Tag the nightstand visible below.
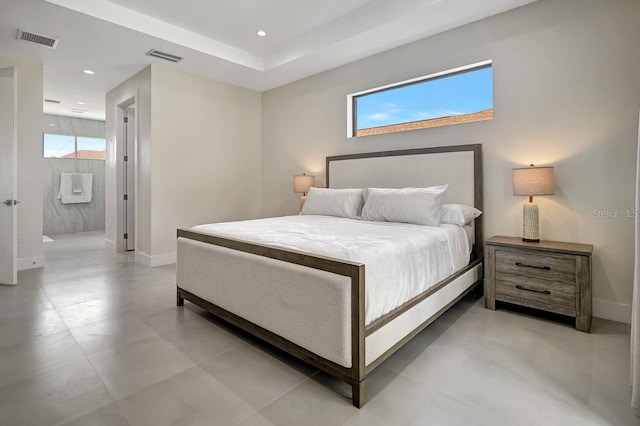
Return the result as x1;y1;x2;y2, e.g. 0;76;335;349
484;236;593;332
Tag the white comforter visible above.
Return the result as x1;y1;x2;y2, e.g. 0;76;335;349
191;215;469;325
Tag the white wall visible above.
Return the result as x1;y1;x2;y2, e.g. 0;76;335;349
261;0;640;321
106;65;262;265
149;65;262;259
0;57;43;270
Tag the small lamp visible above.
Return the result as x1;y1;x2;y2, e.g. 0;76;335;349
293;173;315;210
512;164;554;242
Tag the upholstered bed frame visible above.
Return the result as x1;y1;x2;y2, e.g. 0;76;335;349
176;144;483;407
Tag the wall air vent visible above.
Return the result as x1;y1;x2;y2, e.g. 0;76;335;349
146;49;183;63
44;99;61;104
16;29;59;49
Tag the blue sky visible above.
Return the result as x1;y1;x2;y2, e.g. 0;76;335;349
44;134;105;157
356;66;493;129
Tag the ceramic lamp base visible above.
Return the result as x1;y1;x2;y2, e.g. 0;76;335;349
300;195;307;211
522;200;539;242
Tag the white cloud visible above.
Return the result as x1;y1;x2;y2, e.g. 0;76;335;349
366;112;393;121
436;108;466;116
360;106;474;128
411;109;467;121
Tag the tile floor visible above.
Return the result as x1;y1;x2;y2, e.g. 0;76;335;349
1;231;638;425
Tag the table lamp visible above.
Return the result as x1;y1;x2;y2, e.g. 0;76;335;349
293;173;315;210
512;164;554;242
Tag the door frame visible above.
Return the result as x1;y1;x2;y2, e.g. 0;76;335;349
115;95;138;253
0;67;17;284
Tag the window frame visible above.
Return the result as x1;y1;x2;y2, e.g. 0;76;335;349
347;59;493;138
43;132;106;160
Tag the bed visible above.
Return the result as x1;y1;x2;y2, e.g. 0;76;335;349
176;144;483;407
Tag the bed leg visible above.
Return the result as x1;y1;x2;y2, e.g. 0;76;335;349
176;289;184;307
352;380;366;408
472;281;484;299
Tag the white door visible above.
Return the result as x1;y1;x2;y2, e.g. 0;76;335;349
0;67;18;285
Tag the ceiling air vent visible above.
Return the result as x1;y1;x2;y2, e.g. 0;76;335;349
45;99;61;104
16;29;59;49
146;49;183;63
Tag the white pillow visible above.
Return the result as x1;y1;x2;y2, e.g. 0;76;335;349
300;187;364;219
440;204;482;226
361;185;448;226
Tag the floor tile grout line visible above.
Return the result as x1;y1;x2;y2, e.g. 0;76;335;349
479;319;596;350
588;345;596;407
42;237;126;417
65;313;119;408
491;315;597;344
394;338;481;386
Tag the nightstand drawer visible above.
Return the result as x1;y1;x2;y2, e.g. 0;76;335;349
495;274;576;310
495;249;576;283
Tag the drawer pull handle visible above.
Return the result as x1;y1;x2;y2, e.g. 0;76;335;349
515;262;551;271
516;284;551;295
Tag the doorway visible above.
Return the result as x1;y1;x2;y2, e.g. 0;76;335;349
116;97;136;252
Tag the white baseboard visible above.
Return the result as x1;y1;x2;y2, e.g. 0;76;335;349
18;255;45;271
593;298;631;324
104;239;116;251
135;251;176;267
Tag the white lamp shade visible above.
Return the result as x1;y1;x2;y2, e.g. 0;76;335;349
293;174;315;193
512;166;554;196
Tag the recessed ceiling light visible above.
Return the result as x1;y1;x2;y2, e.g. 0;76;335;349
49;124;55;127
83;69;95;75
76;101;85;105
257;30;266;37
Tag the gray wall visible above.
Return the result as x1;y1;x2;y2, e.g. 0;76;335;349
43;114;106;235
261;0;640;318
44;114;105;138
43;158;105;235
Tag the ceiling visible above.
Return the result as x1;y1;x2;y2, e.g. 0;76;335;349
0;0;537;121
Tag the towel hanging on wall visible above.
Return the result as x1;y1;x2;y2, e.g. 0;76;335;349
58;173;93;204
71;173;83;194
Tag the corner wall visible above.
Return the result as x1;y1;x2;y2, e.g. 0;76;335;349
261;0;640;322
0;57;44;270
149;65;262;262
105;65;262;265
105;66;152;254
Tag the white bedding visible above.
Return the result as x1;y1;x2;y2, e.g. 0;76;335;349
191;215;469;325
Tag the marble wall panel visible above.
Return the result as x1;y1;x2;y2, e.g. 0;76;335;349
43;158;105;235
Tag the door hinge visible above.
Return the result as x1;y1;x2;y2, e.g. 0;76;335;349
124;194;128;201
124;116;128;123
124;233;128;240
124;155;128;162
